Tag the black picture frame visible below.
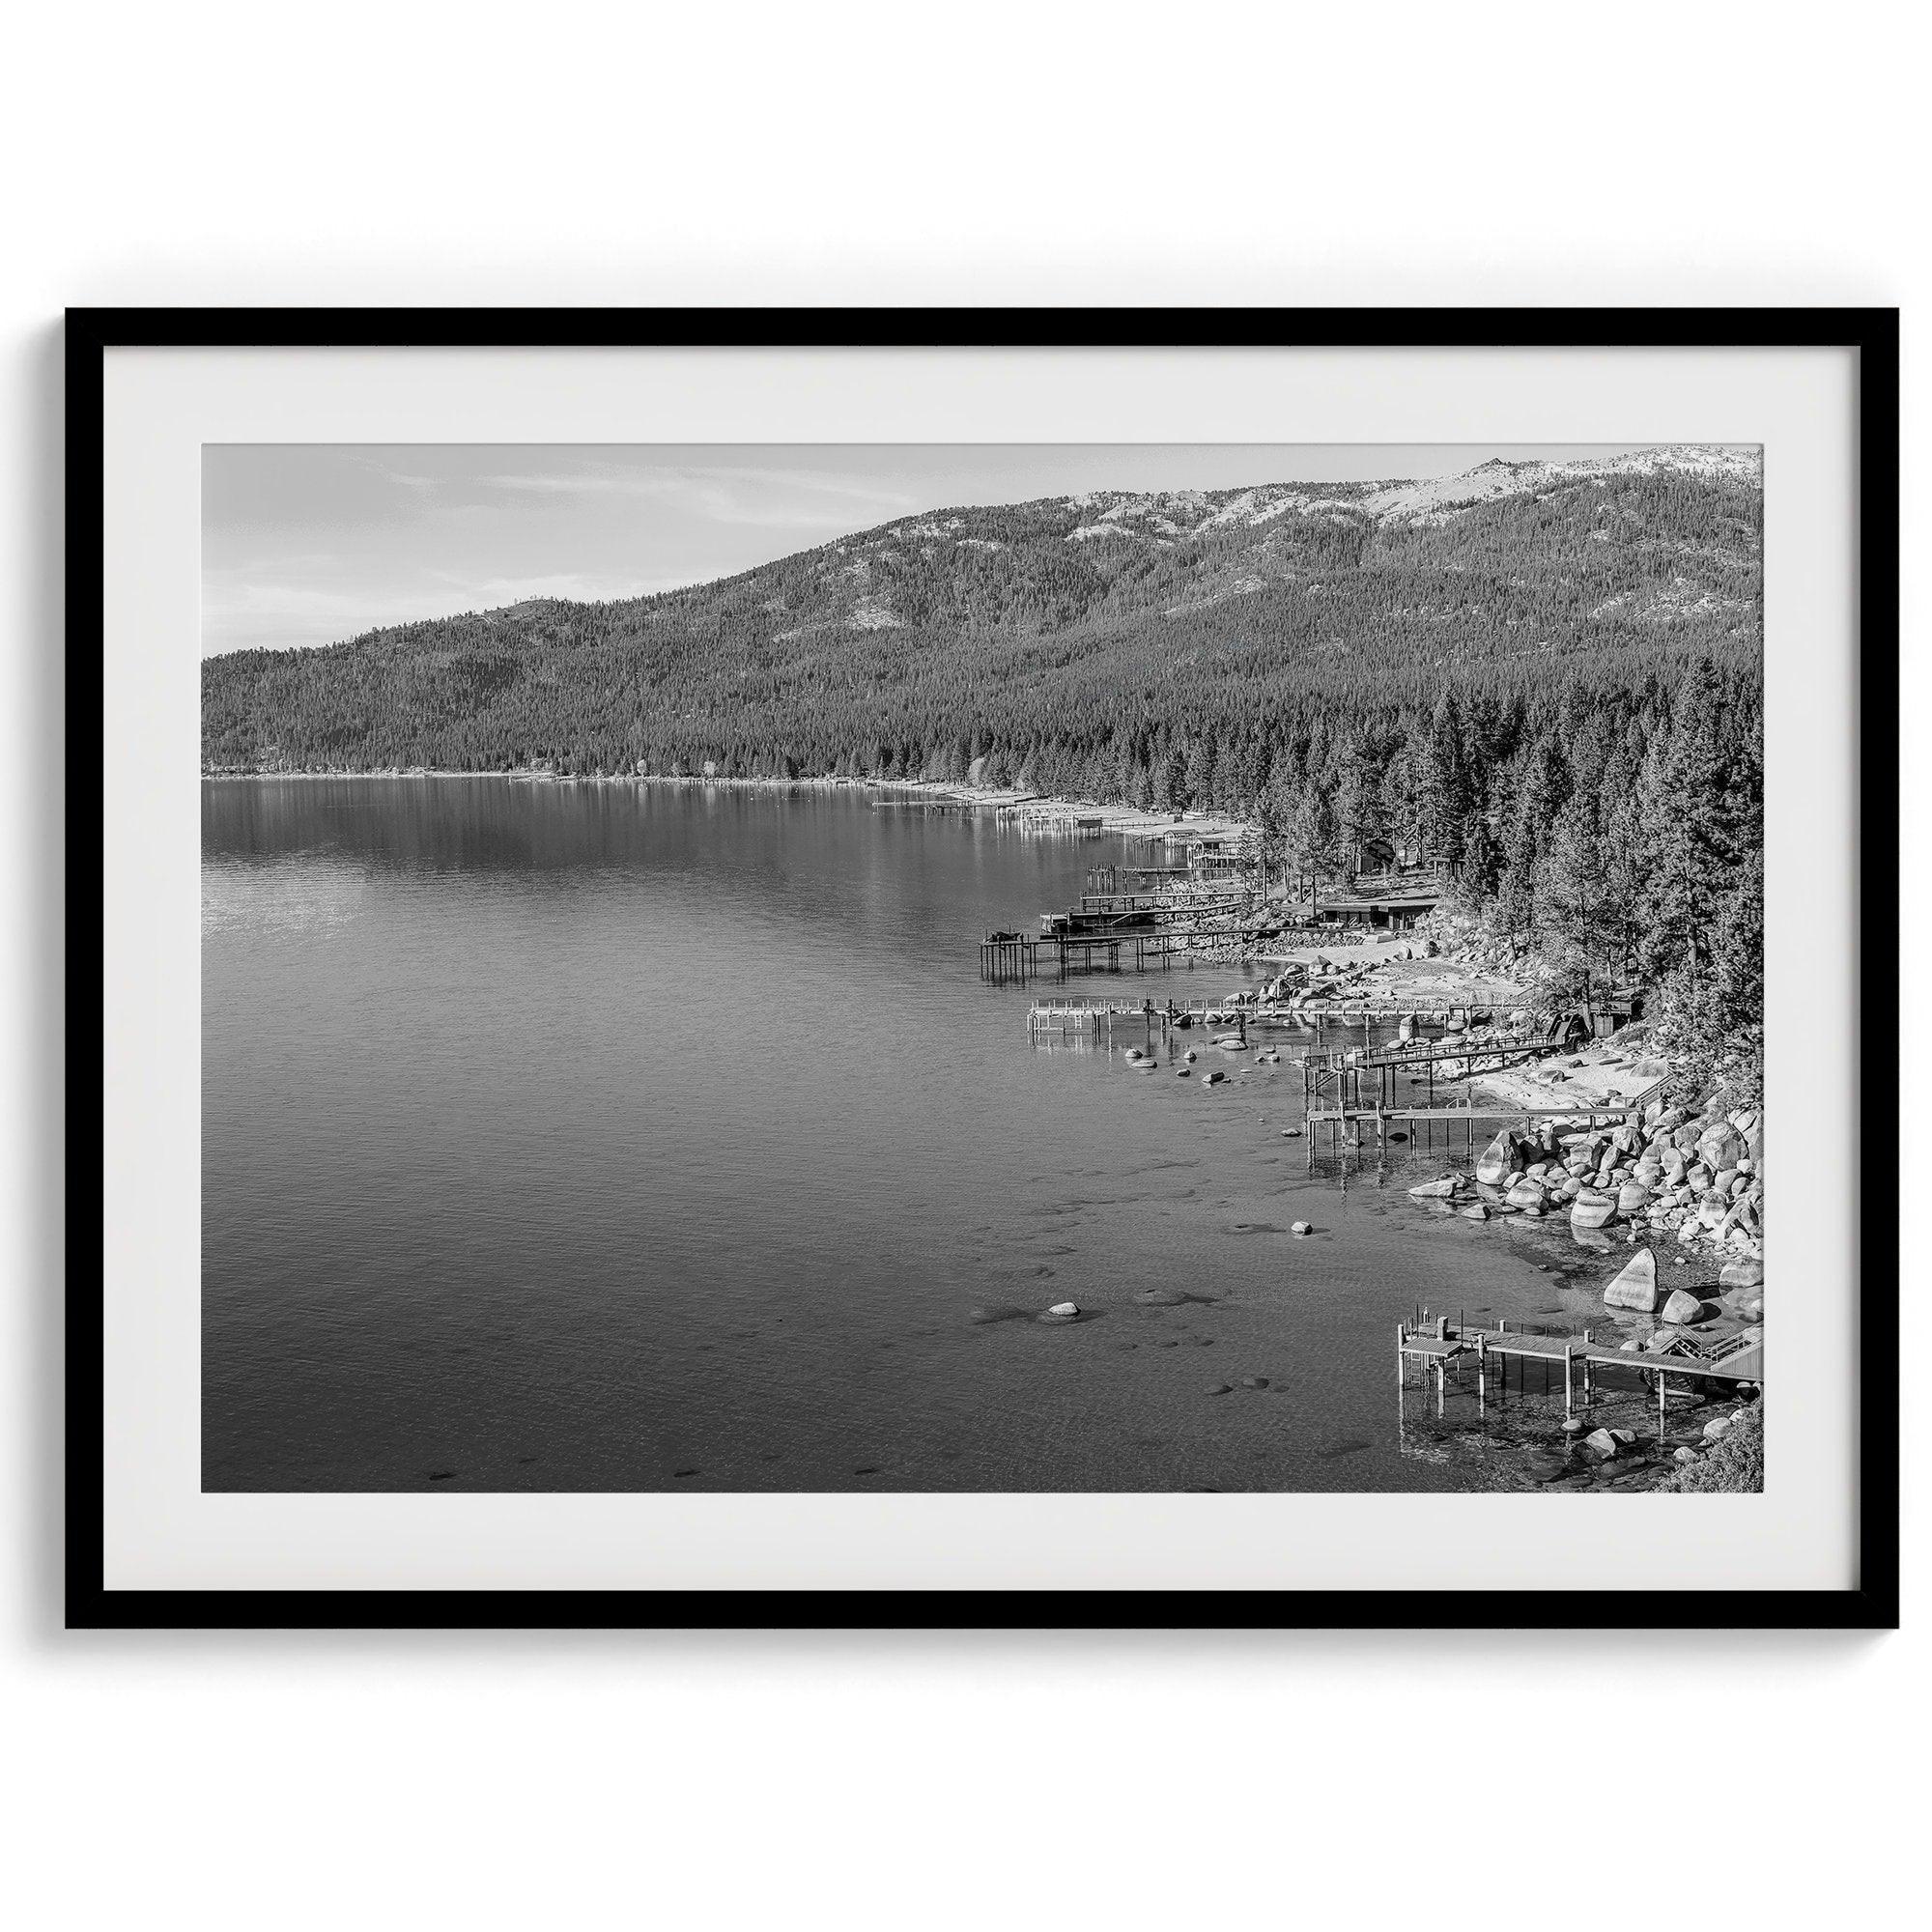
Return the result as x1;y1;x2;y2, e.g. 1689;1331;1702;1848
67;306;1900;1632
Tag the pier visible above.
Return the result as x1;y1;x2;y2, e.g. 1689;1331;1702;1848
1301;1033;1573;1113
983;923;1262;980
1397;1311;1763;1436
1023;996;1527;1037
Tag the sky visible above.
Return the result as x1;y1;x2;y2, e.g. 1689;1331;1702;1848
201;443;1654;656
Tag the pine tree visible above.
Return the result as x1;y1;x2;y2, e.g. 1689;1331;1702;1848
1333;731;1388;870
1638;659;1748;995
1421;692;1471;867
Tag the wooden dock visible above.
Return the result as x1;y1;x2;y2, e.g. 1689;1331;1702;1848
1027;997;1249;1037
984;923;1262;980
1301;1035;1563;1114
1023;997;1528;1037
1398;1312;1763;1435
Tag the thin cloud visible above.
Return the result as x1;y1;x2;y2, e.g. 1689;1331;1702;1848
472;460;920;527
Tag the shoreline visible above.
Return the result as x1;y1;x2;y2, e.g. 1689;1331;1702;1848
202;766;1259;844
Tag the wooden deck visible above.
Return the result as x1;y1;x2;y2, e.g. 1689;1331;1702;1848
1399;1316;1764;1435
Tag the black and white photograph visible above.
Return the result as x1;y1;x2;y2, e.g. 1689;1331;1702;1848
199;440;1769;1498
12;6;1922;1928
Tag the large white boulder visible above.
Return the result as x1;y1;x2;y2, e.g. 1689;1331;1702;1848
1604;1246;1662;1313
1475;1132;1515;1186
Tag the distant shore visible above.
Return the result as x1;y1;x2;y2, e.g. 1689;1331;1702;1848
201;767;1259;845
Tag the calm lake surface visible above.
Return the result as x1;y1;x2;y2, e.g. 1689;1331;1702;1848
203;779;1662;1492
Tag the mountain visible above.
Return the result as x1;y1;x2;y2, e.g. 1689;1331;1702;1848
201;446;1762;782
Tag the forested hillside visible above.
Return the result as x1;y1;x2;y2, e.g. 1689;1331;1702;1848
203;445;1763;1072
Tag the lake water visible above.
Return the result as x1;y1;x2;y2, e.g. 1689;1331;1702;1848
203;779;1679;1492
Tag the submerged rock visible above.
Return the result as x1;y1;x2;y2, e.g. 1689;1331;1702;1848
1041;1301;1080;1321
1407;1177;1462;1198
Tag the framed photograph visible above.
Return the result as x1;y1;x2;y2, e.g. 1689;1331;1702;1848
74;308;1897;1628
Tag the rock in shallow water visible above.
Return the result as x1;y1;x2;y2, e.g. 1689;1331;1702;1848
1605;1246;1661;1312
1661;1288;1709;1325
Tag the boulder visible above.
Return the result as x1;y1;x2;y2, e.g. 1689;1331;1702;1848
1041;1302;1080;1321
1617;1180;1652;1214
1458;1204;1490;1221
1505;1179;1548;1210
1582;1428;1621;1459
1475;1132;1516;1186
1673;1447;1698;1463
1571;1193;1618;1229
1609;1427;1636;1445
1703;1415;1733;1442
1604;1246;1662;1313
1661;1288;1708;1325
1291;1221;1313;1236
1407;1177;1462;1198
1720;1260;1765;1290
1561;1417;1586;1435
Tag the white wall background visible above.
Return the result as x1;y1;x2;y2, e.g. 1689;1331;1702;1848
3;5;1919;1928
